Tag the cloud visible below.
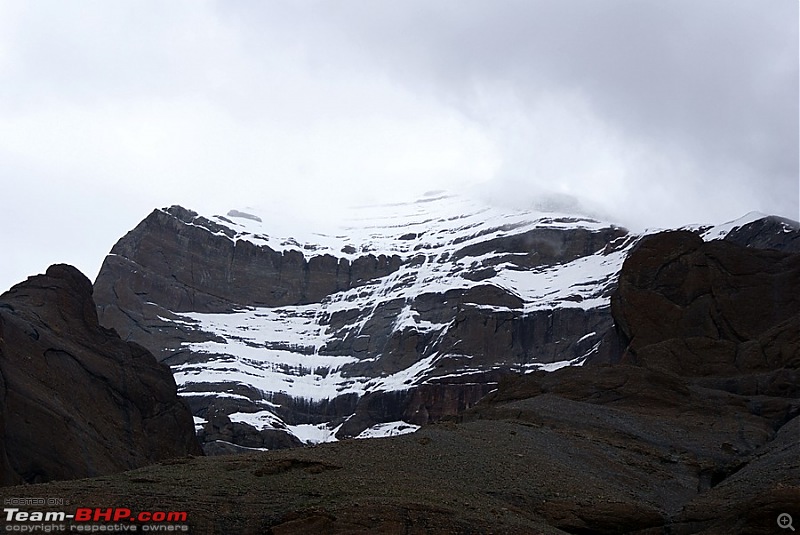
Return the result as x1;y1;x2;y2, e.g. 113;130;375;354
0;0;797;290
288;0;798;228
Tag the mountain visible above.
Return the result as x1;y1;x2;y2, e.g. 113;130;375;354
92;193;800;452
4;230;797;534
0;264;201;485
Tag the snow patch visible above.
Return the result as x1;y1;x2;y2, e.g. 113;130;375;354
228;410;286;430
287;423;342;444
701;211;767;241
192;416;206;432
576;331;597;344
356;421;420;439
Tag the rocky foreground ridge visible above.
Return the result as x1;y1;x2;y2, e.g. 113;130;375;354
2;230;797;534
0;265;202;485
92;195;800;453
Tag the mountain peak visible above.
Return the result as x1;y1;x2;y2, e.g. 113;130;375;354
93;196;795;451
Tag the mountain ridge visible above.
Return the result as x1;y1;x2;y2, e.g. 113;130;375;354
92;194;800;452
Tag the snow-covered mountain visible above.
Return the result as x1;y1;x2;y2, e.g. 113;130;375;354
92;193;799;453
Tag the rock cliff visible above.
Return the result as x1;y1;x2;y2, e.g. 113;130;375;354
92;195;799;452
0;265;202;485
94;196;631;450
613;230;800;376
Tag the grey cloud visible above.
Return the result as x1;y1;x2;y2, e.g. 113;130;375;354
322;1;796;161
227;0;797;225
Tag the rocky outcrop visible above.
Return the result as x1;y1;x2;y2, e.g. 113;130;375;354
198;407;303;455
457;366;797;533
336;380;495;438
0;265;201;485
613;230;800;375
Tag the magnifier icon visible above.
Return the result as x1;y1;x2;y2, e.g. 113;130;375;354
779;513;795;531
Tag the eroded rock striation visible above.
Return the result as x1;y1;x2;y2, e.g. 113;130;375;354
0;265;201;485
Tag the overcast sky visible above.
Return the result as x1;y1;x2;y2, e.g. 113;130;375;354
0;0;797;292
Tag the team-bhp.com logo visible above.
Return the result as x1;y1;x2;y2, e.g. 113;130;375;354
4;506;189;532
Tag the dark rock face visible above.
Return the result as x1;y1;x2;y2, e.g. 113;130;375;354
336;381;495;438
613;230;800;375
198;407;303;454
0;265;201;485
94;206;402;357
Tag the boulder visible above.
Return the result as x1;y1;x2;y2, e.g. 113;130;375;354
0;265;201;485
